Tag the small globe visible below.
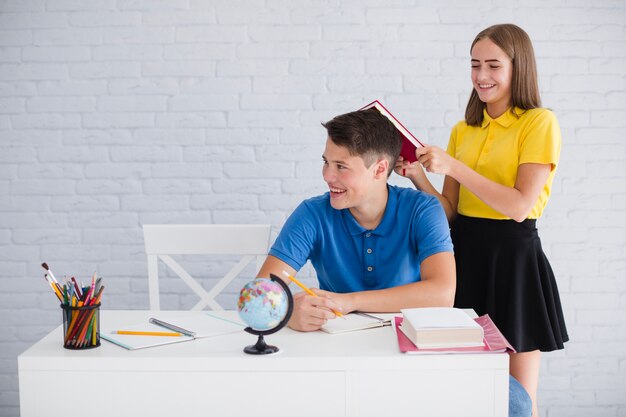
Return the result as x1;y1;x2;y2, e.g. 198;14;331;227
237;277;290;331
237;274;293;355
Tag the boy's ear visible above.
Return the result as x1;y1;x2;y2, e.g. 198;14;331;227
374;159;389;178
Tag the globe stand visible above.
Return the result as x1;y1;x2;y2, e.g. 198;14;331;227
240;273;294;355
243;334;279;355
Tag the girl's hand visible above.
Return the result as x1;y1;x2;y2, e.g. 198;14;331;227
395;156;428;184
415;146;457;176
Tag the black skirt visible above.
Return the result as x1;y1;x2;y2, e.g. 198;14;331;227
451;214;569;352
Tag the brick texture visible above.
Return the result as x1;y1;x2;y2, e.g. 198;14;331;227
1;1;625;416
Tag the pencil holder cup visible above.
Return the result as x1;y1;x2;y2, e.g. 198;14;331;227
61;303;101;350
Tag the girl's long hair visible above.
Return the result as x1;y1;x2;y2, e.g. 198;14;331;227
465;24;541;126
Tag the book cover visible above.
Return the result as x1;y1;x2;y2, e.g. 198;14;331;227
400;307;484;349
359;100;424;163
394;315;516;354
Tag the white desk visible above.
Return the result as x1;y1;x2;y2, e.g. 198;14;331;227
19;311;509;417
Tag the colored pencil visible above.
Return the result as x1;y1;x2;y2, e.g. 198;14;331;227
281;270;345;318
111;330;183;337
42;263;104;348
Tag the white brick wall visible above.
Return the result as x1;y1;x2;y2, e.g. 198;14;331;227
1;1;625;416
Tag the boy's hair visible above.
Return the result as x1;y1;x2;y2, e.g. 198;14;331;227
321;108;402;176
465;24;541;127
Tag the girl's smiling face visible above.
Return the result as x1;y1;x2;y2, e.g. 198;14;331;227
471;37;513;119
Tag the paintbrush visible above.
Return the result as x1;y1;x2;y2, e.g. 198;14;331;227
41;262;59;284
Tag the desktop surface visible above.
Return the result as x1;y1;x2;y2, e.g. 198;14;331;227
19;310;509;417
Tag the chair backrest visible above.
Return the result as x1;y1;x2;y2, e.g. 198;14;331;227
142;224;272;311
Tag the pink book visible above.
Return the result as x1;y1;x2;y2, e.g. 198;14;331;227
359;100;424;163
395;315;516;354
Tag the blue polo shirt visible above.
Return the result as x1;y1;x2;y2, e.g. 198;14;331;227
269;185;453;293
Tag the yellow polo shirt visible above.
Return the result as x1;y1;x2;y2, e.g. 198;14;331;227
447;107;561;220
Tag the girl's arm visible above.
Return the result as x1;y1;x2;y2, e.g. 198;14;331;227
395;158;459;222
415;146;551;222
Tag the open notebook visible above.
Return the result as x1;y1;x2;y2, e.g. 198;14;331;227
101;311;245;350
321;312;391;334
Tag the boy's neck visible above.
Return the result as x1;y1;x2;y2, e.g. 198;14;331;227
349;184;389;231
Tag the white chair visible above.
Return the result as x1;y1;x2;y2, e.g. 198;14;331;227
142;224;271;311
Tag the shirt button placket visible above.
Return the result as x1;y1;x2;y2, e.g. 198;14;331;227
478;124;494;165
364;233;375;286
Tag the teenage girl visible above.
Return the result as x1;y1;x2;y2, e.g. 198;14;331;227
396;24;568;417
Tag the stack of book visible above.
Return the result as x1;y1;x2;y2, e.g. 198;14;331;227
395;307;515;354
399;307;484;349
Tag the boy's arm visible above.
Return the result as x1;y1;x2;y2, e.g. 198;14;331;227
317;251;456;313
257;255;340;332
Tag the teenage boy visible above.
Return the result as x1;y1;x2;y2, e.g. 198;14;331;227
256;108;532;417
257;108;455;331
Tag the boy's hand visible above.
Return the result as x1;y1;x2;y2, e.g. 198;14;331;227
287;290;342;332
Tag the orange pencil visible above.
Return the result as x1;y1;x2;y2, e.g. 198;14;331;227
111;330;183;337
281;271;345;318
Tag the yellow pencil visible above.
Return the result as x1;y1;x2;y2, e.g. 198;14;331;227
111;330;183;337
281;270;345;318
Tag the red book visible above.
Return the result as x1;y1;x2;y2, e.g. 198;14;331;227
359;100;424;163
394;315;516;354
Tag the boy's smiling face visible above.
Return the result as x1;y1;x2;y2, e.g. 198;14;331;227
322;137;386;214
